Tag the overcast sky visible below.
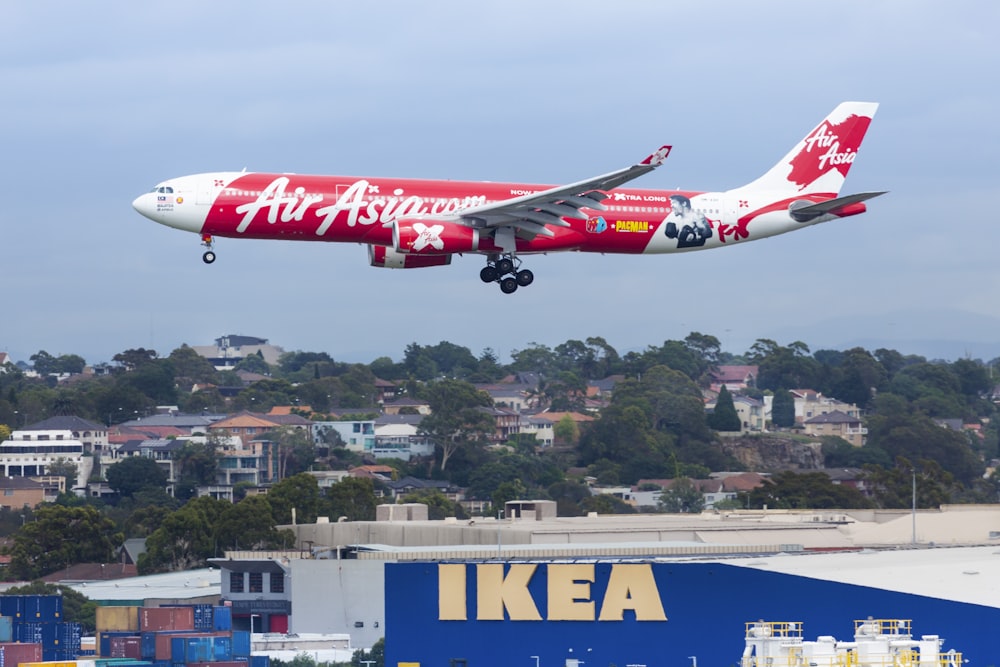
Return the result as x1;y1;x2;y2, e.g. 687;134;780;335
3;2;998;367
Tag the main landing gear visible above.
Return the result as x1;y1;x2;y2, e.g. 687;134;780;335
201;234;216;264
480;254;534;294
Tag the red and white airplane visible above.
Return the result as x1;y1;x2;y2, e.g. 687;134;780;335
133;102;882;294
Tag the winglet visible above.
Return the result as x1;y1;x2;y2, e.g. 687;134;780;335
640;145;672;166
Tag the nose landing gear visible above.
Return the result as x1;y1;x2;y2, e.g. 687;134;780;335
480;254;533;294
201;234;216;264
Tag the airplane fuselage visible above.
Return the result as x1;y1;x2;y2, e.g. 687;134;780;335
133;172;847;256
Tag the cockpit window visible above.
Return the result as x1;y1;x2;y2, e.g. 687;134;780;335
149;186;174;193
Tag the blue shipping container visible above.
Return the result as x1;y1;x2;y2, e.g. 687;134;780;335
0;617;11;643
14;622;43;643
23;595;62;622
250;655;271;667
231;630;250;658
212;606;232;632
0;597;22;619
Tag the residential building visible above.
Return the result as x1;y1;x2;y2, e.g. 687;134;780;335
0;476;46;508
790;389;862;424
710;365;759;392
802;410;867;446
312;420;376;454
0;428;93;492
373;414;434;460
191;334;285;370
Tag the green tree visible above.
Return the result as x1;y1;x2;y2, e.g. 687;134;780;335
139;496;227;573
47;457;79;490
771;389;796;428
112;347;159;371
745;471;873;509
7;505;123;579
418;379;495;471
268;473;322;525
708;385;741;431
106;456;169;498
658;477;705;513
216;495;286;551
351;637;385;667
324;477;379;522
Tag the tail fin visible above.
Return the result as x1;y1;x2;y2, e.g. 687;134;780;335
741;102;878;195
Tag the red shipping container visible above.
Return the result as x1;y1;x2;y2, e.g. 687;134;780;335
155;631;227;661
0;642;43;665
140;606;195;632
110;635;143;659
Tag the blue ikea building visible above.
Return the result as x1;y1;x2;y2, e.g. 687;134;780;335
385;559;1000;667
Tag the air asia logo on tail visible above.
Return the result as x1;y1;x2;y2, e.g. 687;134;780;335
786;114;871;190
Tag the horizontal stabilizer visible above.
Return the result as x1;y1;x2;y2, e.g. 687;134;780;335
789;191;888;222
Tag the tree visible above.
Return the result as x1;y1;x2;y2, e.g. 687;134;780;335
215;496;286;551
708;385;741;431
352;637;385;667
139;496;227;573
112;348;158;372
324;477;379;522
418;379;495;471
268;473;322;525
401;489;468;520
658;478;705;513
744;471;873;509
47;457;79;490
7;505;123;579
771;389;795;428
106;456;169;498
172;440;220;500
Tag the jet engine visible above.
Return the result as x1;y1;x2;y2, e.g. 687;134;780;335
368;245;452;269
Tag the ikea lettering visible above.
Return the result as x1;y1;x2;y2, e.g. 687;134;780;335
438;563;667;622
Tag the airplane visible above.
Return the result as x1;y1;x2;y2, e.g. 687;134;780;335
132;102;882;294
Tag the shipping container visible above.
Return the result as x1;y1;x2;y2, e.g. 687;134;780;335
211;607;231;632
153;632;224;662
265;614;287;634
98;632;139;658
93;660;153;667
16;621;45;644
230;632;250;659
170;637;232;665
0;642;44;667
139;608;194;633
96;608;140;633
23;596;63;622
0;598;23;619
42;622;82;651
109;636;143;660
249;655;270;667
20;661;78;667
0;617;11;643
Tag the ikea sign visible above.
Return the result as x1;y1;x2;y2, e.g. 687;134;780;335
437;562;667;622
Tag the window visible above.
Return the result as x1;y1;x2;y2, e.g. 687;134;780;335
249;572;263;593
230;571;245;593
270;573;285;593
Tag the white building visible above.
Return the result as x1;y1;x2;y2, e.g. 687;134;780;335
0;428;93;492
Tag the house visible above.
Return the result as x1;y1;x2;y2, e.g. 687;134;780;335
383;476;463;502
0;428;93;493
802;410;867;446
790;389;862;424
710;365;758;393
22;416;108;455
190;334;285;370
312;419;376;454
373;414;434;460
0;476;46;509
209;411;312;444
382;397;431;415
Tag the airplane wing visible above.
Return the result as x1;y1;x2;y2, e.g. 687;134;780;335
789;191;888;222
455;145;671;245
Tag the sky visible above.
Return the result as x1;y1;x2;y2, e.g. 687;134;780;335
2;2;999;367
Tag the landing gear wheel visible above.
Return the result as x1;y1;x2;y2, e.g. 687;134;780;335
496;258;514;275
516;269;534;287
499;277;518;294
480;266;499;283
202;251;216;264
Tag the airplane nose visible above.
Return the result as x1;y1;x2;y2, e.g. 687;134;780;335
132;193;153;219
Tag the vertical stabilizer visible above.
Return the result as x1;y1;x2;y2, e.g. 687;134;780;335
740;102;878;196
